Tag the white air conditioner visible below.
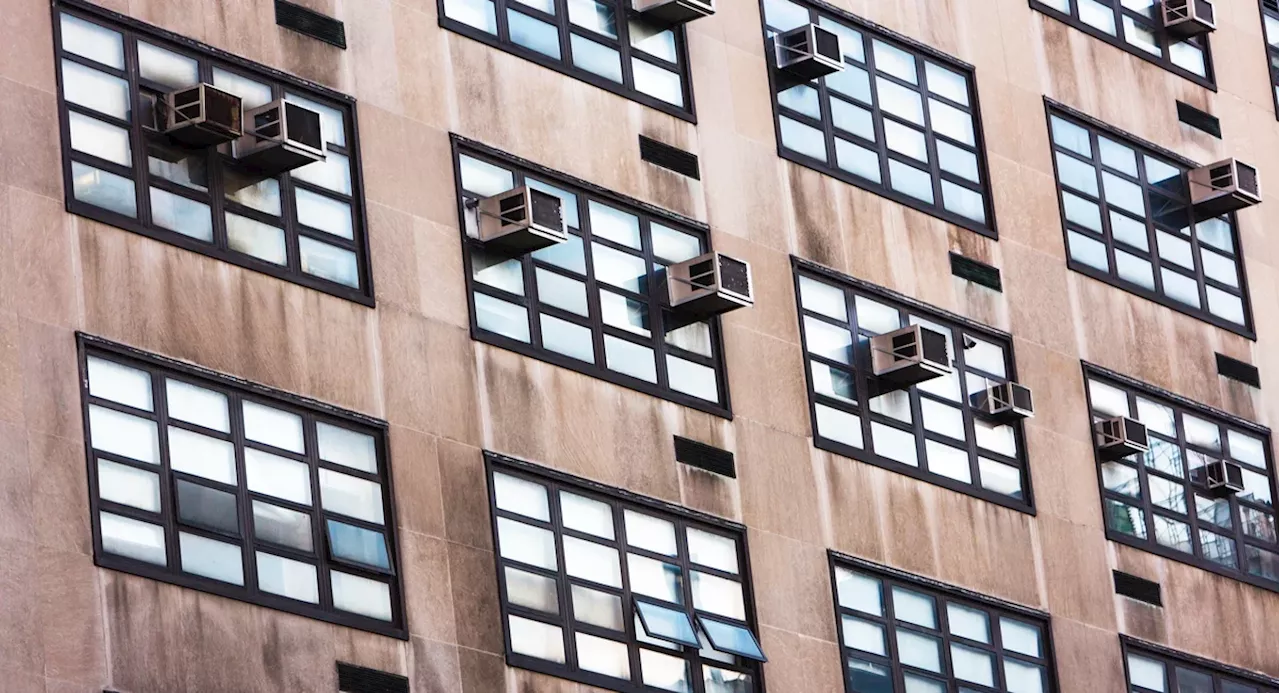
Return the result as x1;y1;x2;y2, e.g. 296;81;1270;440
1162;0;1215;39
870;325;951;388
476;186;567;253
159;83;242;147
1094;417;1149;460
1204;459;1245;497
774;24;845;81
666;252;753;319
233;99;326;174
971;382;1034;422
1189;158;1261;219
632;0;714;25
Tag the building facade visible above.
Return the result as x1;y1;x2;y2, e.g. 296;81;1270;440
0;0;1277;691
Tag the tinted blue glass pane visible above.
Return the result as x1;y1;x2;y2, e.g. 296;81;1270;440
636;600;699;647
326;519;391;571
699;617;766;661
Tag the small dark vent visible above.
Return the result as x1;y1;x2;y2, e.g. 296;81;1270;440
949;253;1002;292
1113;570;1162;606
337;662;409;693
674;436;735;478
640;136;701;180
275;0;347;49
1176;101;1221;138
1216;353;1261;388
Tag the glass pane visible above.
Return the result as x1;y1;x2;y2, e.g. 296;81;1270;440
1098;137;1138;176
815;403;863;449
1102;462;1141;496
951;644;994;685
1079;0;1118;34
835;568;882;614
1196;495;1234;529
1229;430;1267;468
459;154;513;196
444;0;497;33
1169;41;1205;77
947;603;990;643
576;633;630;680
884;120;928;162
1148;475;1187;512
299;236;359;288
318;471;384;528
921;398;965;440
1153;516;1192;554
497;517;557;570
243;401;304;453
779;84;821;118
630;20;678;62
87;357;153;411
1063;193;1103;234
1127;654;1167;692
256;552;319;603
89;405;159;464
1245;545;1279;581
764;0;810;30
1103;172;1145;216
564;535;622;587
1116;250;1155;291
687;528;738;574
892;587;937;627
571;35;622;82
799;275;848;321
245;447;312;505
573;585;625;630
326;519;390;570
1110;211;1148;251
1200;530;1237;567
313;422;376;474
626;510;677;555
700;617;765;660
600;289;650;336
295;188;353;239
331;571;392;621
165;379;228;433
832;99;875;141
541;314;595;363
472;250;524;295
896;629;942;672
61;13;125;68
137;41;198;88
1106;499;1147;538
1240;468;1273;507
780;116;827;160
979;457;1023;498
667;355;718;402
872;422;918;466
97;458;161;512
925;62;968;105
938;140;979;182
252;500;313;551
179;532;244;585
1068;231;1109;271
556;491;611;539
855;296;901;334
508;9;561;59
505;565;559;614
148;144;207;192
629;553;683;603
226;213;286;265
1207;287;1244;325
292;152;352;196
926;440;971;483
604;335;657;383
842;615;886;655
176;479;239;535
834;138;880;182
704;667;751;693
889;160;934;203
101;512;166;564
1183;415;1220;451
943;181;985;222
536;269;588;316
804;317;854;364
568;0;617;37
211;68;272;108
1000;617;1041;656
71;161;137;217
847;657;892;693
493;472;550;521
475;293;530;342
1050;116;1091;156
61;60;129;119
873;40;918;83
929;99;975;146
1005;660;1045;693
592;243;647;293
640;648;691;692
636;600;698;645
1144;437;1184;477
634;59;684;107
876;77;923;124
1056;152;1099;196
150;188;212;242
814;362;857;405
691;570;745;619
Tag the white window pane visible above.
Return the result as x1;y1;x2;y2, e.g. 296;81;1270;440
799;276;847;321
245;448;312;505
979;457;1023;498
842;615;886;655
1088;379;1129;417
876;77;924;125
1005;660;1045;693
61;13;124;68
817;16;865;61
974;418;1017;457
1127;654;1167;692
1063;192;1102;233
509;615;566;662
564;535;622;587
179;532;244;585
1098;137;1138;176
1157;231;1193;268
576;633;630;680
871;422;918;466
1110;211;1148;250
494;472;551;522
592;243;646;292
625;510;677;555
1228;430;1266;468
1079;0;1118;34
300;236;359;288
835;138;881;182
640;648;691;692
536;268;588;316
69;112;131;166
688;528;738;574
497;517;557;570
212;67;272;108
889;160;934;203
938;140;979;182
630;20;677;61
540;314;595;363
896;629;942;672
815;403;863;448
224;171;281;216
827;65;872;104
256;552;319;603
1056;151;1099;196
628;553;684;603
1122;16;1160;54
165;379;229;433
150;187;213;242
1050;116;1091;156
459;155;512;196
573;585;625;630
855;296;900;334
1200;250;1238;288
873;40;918;83
97;458;160;512
925;62;968;105
964;337;1006;377
835;568;883;614
100;512;166;564
1169;41;1206;77
925;440;971;483
295;188;353;239
1160;268;1200;308
667;355;718;402
947;602;990;642
560;491;614;538
89;405;159;464
691;571;745;619
243;401;305;453
884;120;928;162
226;213;286;265
604;336;657;383
475;293;531;342
765;0;810;31
87;357;153;411
1000;617;1042;657
137;41;198;89
892;587;937;627
634;59;684;107
1103;172;1145;216
61;60;129;119
952;643;994;685
1068;231;1109;271
779;84;821;118
572;35;622;82
650;224;702;264
444;0;497;33
316;422;376;474
942;181;985;223
319;469;384;524
331;571;393;621
780;116;827;160
568;0;618;37
1207;287;1245;325
293;152;352;196
505;565;559;613
168;426;236;484
832;99;875;142
474;251;525;295
928;99;975;146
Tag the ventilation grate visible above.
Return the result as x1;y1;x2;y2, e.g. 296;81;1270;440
337;663;409;693
949;253;1002;292
275;0;347;49
1113;570;1162;606
1176;101;1221;138
1216;353;1260;388
674;436;735;478
640;136;701;179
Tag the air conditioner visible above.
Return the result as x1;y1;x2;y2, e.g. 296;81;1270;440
971;382;1034;422
1094;417;1149;460
1204;459;1245;497
158;83;243;147
666;252;754;319
632;0;714;24
774;24;845;81
232;99;326;174
870;325;952;388
1189;158;1261;219
1162;0;1215;39
476;186;567;253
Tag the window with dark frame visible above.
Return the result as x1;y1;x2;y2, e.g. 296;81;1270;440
1264;0;1279;117
485;454;765;693
759;0;997;237
831;554;1058;693
1029;0;1214;87
454;138;730;416
1046;104;1252;337
437;0;694;119
1085;365;1278;590
78;336;404;638
1123;639;1280;693
53;1;373;304
793;261;1033;512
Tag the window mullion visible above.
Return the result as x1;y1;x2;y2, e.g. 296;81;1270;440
122;30;151;229
150;365;180;572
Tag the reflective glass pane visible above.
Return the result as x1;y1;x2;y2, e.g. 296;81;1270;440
97;458;161;512
475;293;531;342
1068;231;1109;271
979;457;1022;498
816;403;863;449
929;99;975;146
604;335;656;383
573;585;625;630
256;552;319;603
630;20;678;61
571;35;622;82
245;447;311;505
176;479;239;536
628;553;683;603
780;116;828;160
1056;152;1099;196
494;472;550;521
1200;530;1237;567
634;59;684;106
799;276;848;321
179;532;244;585
496;517;557;569
951;644;994;685
836;568;883;614
779;84;821;118
1153;515;1192;554
137;41;198;88
889;160;934;203
61;14;125;68
1005;660;1045;693
331;571;393;621
300;236;359;288
896;629;942;672
87;357;153;411
252;500;313;551
150;188;212;242
326;520;390;570
540;314;595;363
71;161;137;217
636;600;698;646
876;77;923;124
508;9;561;58
1000;617;1041;657
831;99;875;141
564;535;622;587
295;189;353;239
212;68;272;108
505;566;559;613
925;62;968;105
61;60;129;119
640;648;691;692
316;422;377;474
892;587;937;627
947;602;990;643
536;269;588;316
226;213;286;265
577;632;631;680
836;138;881;182
101;512;166;564
622;514;674;557
89;405;159;464
926;440;971;483
847;657;892;693
166;379;229;433
1127;654;1167;692
560;491;614;538
1106;498;1147;538
444;0;497;33
691;570;745;619
459;155;513;196
243;401;304;453
667;355;718;402
700;617;765;660
842;615;886;655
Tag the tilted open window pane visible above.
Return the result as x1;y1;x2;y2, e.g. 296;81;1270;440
1122;641;1278;693
487;455;764;692
79;339;403;637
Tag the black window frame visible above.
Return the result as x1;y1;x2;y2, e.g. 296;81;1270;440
51;0;376;306
436;0;696;121
1084;362;1279;592
1044;100;1254;339
757;0;999;238
1121;636;1280;692
452;134;732;418
792;256;1036;514
829;551;1061;693
77;333;407;639
484;451;765;693
1029;0;1217;89
1263;0;1279;118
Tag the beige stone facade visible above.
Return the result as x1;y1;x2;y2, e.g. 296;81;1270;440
0;0;1277;691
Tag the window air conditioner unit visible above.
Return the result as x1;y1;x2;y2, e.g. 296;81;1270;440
159;83;243;147
774;24;845;81
666;252;754;319
1094;417;1149;460
971;382;1035;422
1204;459;1245;497
1162;0;1215;39
233;99;326;174
476;186;567;253
1189;158;1261;219
632;0;714;25
870;325;952;388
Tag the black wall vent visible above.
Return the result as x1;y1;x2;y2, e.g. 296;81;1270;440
1216;353;1261;388
640;136;701;180
1113;570;1162;606
275;0;347;49
675;436;735;477
337;662;409;693
949;252;1002;292
1176;101;1221;138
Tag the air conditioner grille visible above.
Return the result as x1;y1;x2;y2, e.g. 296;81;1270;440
1235;162;1258;195
206;89;241;129
1176;101;1221;138
530;189;563;229
499;193;527;222
1195;0;1213;21
674;436;735;477
814;26;841;60
1011;385;1033;411
719;257;751;296
285;102;323;149
1113;571;1162;606
639;136;701;179
920;329;947;364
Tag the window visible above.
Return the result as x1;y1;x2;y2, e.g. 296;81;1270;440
1264;0;1279;116
79;336;404;638
454;137;729;416
438;0;693;118
54;2;372;304
1046;104;1252;336
1029;0;1214;86
1123;639;1279;693
793;261;1033;511
1085;365;1278;590
485;453;765;693
831;554;1059;693
760;0;996;236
